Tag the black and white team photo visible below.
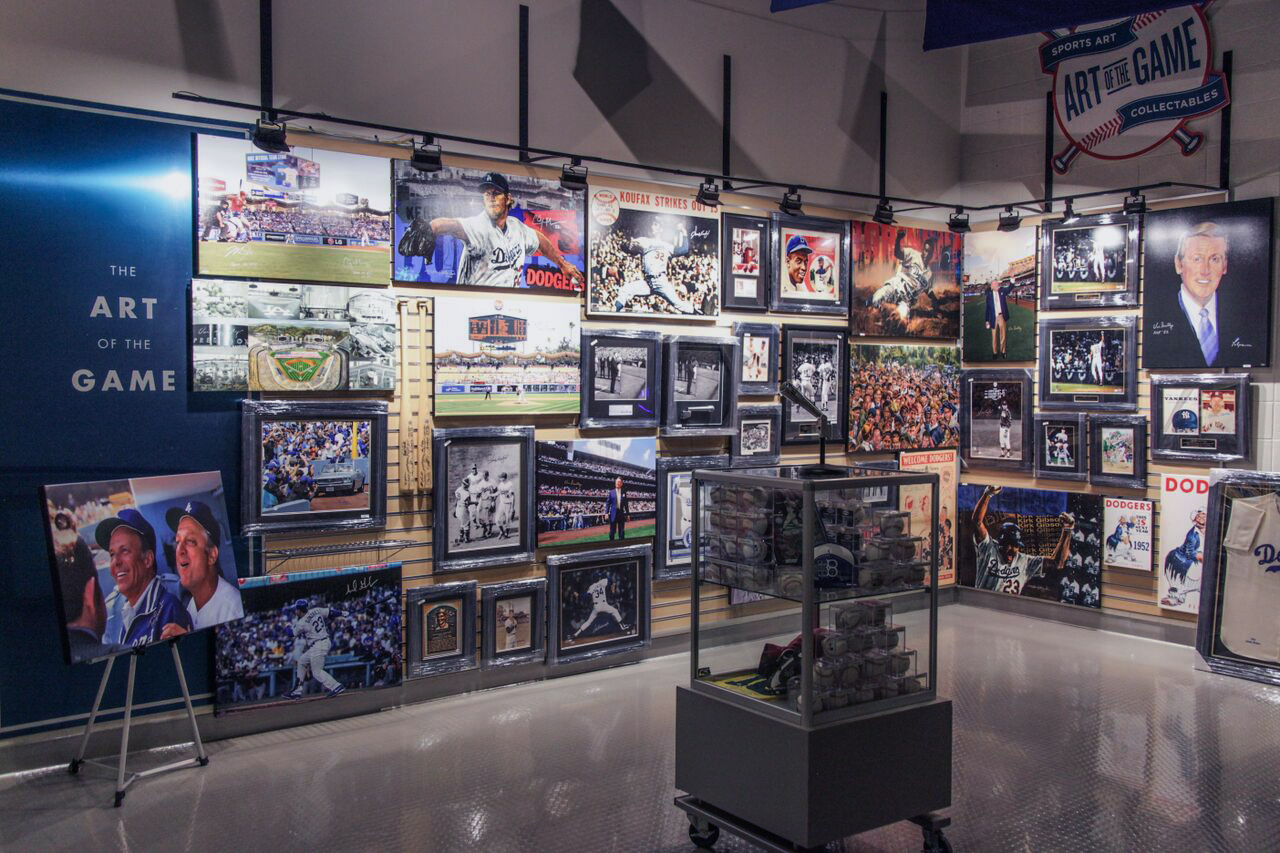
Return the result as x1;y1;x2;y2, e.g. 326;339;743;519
445;442;524;553
787;337;841;434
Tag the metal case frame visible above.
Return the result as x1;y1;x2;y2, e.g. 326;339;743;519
769;213;852;316
661;334;740;437
1087;414;1149;490
405;580;478;679
1033;412;1088;482
732;404;783;467
733;321;780;396
959;368;1033;473
1149;372;1251;463
481;577;547;667
780;325;848;446
721;213;772;312
546;544;652;666
579;328;663;430
1037;315;1138;411
1038;212;1140;310
656;455;732;580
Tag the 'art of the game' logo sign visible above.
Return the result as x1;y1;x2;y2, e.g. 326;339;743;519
1040;5;1229;174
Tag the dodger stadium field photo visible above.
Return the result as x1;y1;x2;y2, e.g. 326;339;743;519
537;438;657;547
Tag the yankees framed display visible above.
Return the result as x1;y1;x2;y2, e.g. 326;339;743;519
661;334;739;437
1038;316;1137;411
959;369;1032;472
1102;496;1154;572
214;563;403;714
780;326;847;445
481;578;547;667
546;545;651;667
732;404;782;467
733;321;779;396
432;294;580;417
241;399;389;537
391;162;585;292
656;455;731;580
405;581;478;679
580;329;662;429
770;213;851;316
41;471;241;664
1142;198;1274;369
852;222;962;339
960;227;1037;362
1159;472;1210;614
535;437;657;548
1088;414;1148;491
721;213;771;311
848;344;960;453
1038;212;1139;310
1033;413;1087;482
957;484;1103;608
432;426;536;572
586;184;720;318
1149;373;1251;463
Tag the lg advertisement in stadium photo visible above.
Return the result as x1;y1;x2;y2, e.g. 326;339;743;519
536;437;657;549
392;162;585;292
433;294;580;417
1039;213;1139;310
195;134;391;286
852;222;962;339
191;278;397;392
41;471;240;664
214;563;402;714
961;227;1037;362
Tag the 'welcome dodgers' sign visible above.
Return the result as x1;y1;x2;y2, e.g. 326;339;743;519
1040;5;1228;174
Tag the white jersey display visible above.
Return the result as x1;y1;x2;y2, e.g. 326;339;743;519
1219;492;1280;663
974;533;1046;596
456;212;540;288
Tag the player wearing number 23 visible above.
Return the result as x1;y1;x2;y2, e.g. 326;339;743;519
971;485;1074;595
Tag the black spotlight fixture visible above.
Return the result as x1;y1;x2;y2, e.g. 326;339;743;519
997;205;1022;232
1062;197;1078;223
410;136;443;173
779;186;804;216
873;198;895;225
948;207;971;234
1123;191;1147;215
560;158;588;193
250;118;290;154
695;177;721;208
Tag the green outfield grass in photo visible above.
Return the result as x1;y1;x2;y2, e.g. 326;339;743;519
1051;382;1123;394
962;297;1036;362
1047;280;1125;294
199;241;390;285
538;521;656;547
435;392;580;416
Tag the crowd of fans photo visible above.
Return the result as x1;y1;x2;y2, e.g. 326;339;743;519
261;420;370;509
849;357;960;452
200;197;391;244
589;228;719;315
1049;332;1125;387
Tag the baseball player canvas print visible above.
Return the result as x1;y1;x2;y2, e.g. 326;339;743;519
852;222;962;339
214;563;402;713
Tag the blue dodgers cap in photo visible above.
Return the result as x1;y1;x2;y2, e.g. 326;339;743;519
165;500;223;547
478;171;510;194
94;508;157;553
785;234;813;255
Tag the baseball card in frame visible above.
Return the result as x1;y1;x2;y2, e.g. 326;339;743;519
579;329;662;429
961;227;1037;362
959;369;1032;472
770;214;850;316
849;344;960;453
656;455;730;580
852;222;962;339
392;162;585;292
432;427;536;572
1149;372;1251;463
1038;316;1137;411
1033;413;1087;482
405;580;478;678
547;545;651;667
1087;414;1148;491
587;185;720;318
1039;212;1139;309
1142;198;1274;369
1103;496;1153;572
481;578;547;667
780;326;847;445
536;437;657;549
722;213;771;311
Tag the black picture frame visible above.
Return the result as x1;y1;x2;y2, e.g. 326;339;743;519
1038;212;1139;310
579;329;662;430
405;581;478;679
732;404;782;467
721;213;771;312
241;399;389;537
481;578;547;667
1149;372;1251;464
656;455;730;580
1037;316;1137;411
770;213;851;316
959;369;1032;473
432;426;536;572
780;325;848;445
660;334;739;437
733;322;779;396
546;545;651;667
1033;413;1088;482
1087;414;1148;491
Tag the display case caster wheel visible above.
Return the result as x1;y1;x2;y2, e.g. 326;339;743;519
198;756;209;767
688;818;720;849
68;759;82;775
114;790;125;808
922;828;951;853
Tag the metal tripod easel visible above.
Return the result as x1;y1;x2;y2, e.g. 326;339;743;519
68;639;209;807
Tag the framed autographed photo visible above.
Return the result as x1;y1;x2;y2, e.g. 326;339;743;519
733;322;779;396
241;399;389;537
961;227;1037;362
780;326;847;445
722;213;771;311
580;329;662;429
535;437;657;548
1039;212;1139;309
1149;373;1250;463
770;214;850;316
1033;413;1087;482
661;335;739;437
405;581;478;679
546;545;651;667
959;369;1032;472
1088;414;1148;491
432;427;536;572
481;578;546;667
732;404;782;467
1038;316;1137;411
656;455;730;580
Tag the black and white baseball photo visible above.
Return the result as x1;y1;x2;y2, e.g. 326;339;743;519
740;418;773;454
783;329;844;442
445;440;523;554
969;380;1024;461
593;345;648;400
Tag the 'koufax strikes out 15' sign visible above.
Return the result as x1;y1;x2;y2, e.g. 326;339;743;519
1040;5;1229;174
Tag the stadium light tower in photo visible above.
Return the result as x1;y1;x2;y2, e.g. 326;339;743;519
410;136;443;173
561;158;588;193
250;118;290;154
948;207;970;234
997;205;1021;232
695;177;721;208
778;186;804;216
873;198;895;225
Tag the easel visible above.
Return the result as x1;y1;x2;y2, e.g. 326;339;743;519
69;638;209;807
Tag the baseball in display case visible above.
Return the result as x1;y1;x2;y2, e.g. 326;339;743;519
770;214;851;316
432;427;536;572
733;321;779;396
241;399;389;537
546;545;651;667
961;227;1037;362
405;580;478;679
959;369;1032;472
579;329;662;430
1033;413;1087;482
1149;373;1250;464
721;213;771;312
781;326;847;446
732;404;782;467
661;334;739;437
1087;414;1148;491
852;221;962;339
656;455;732;581
1038;316;1137;411
535;437;657;548
481;578;547;667
1038;212;1139;310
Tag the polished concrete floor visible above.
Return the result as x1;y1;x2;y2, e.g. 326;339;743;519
3;604;1280;852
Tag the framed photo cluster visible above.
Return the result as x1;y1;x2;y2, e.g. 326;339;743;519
432;427;536;572
406;581;478;679
959;369;1032;472
1033;413;1087;482
547;545;651;667
1039;212;1138;310
1038;316;1137;411
481;578;547;667
661;335;739;437
722;214;771;311
772;214;851;316
1150;373;1250;463
781;326;847;445
580;329;661;429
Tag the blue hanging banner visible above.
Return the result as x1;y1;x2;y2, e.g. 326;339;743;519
923;0;1180;51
